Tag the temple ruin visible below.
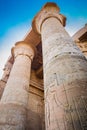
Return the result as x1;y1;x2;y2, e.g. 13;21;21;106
0;2;87;130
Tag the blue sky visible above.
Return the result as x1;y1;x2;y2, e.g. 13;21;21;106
0;0;87;78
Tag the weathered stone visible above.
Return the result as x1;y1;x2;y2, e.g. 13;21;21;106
0;103;26;130
0;80;6;98
32;3;87;130
72;24;87;59
0;57;13;99
0;2;87;130
0;41;35;129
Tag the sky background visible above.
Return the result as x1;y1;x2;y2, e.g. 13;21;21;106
0;0;87;78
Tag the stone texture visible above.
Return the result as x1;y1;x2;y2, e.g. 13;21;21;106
27;87;44;130
32;3;87;130
0;80;6;99
72;24;87;42
32;2;66;34
0;2;87;130
75;41;87;58
0;103;27;130
26;70;45;130
24;29;41;46
72;24;87;59
42;18;87;130
0;41;35;129
0;56;13;99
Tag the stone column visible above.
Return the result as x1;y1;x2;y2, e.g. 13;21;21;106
0;41;35;129
32;3;87;130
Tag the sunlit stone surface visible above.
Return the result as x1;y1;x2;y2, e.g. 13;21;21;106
0;2;87;130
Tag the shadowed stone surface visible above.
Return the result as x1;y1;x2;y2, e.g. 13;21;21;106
0;103;27;130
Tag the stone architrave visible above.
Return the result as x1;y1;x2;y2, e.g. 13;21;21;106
0;41;35;129
32;3;87;130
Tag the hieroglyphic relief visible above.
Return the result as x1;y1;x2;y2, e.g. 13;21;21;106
45;73;87;130
73;96;87;130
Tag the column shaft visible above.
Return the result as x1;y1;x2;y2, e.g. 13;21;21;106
42;17;87;130
0;42;35;129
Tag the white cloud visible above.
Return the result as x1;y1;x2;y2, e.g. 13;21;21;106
0;21;31;79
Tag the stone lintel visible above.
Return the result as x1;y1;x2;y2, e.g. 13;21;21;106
72;24;87;42
24;29;41;46
32;2;66;34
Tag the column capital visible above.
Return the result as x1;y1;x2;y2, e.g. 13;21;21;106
11;41;36;61
32;2;66;34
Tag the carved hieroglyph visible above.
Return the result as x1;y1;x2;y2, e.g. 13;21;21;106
32;3;87;130
0;41;35;129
